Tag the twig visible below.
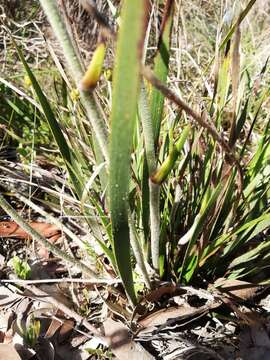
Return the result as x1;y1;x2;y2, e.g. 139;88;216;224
13;192;88;251
80;0;116;39
1;278;121;285
141;67;233;161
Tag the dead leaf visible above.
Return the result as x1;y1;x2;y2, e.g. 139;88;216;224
58;319;75;343
144;284;178;303
13;344;35;360
37;284;73;308
0;344;21;360
133;284;186;319
0;253;5;268
0;331;5;343
213;278;262;301
138;304;193;328
0;285;24;310
0;293;24;309
138;300;220;329
44;318;62;338
104;318;155;360
0;221;60;240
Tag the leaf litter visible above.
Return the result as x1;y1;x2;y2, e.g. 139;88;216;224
1;216;270;358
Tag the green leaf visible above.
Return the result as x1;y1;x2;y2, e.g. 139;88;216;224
179;183;223;282
150;0;174;144
109;0;148;305
220;0;257;51
12;256;31;280
151;125;190;184
204;212;270;262
25;318;40;347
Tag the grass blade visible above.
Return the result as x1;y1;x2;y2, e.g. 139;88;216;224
150;0;174;144
179;183;223;282
14;41;84;196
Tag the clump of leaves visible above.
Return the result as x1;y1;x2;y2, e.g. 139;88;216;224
23;317;41;348
12;256;31;280
16;315;41;348
1;0;269;308
85;348;113;360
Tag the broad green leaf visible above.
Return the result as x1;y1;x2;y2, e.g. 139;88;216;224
109;0;148;305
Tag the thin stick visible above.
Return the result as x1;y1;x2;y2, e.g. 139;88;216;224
0;278;121;285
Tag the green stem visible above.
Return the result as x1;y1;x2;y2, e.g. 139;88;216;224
39;0;109;162
149;181;160;274
139;83;160;275
129;213;152;289
139;83;156;174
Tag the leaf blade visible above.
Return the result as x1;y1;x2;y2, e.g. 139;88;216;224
109;0;148;305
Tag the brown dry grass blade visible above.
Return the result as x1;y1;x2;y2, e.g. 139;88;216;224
229;22;241;147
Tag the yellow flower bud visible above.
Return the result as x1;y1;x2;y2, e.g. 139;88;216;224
80;42;106;91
